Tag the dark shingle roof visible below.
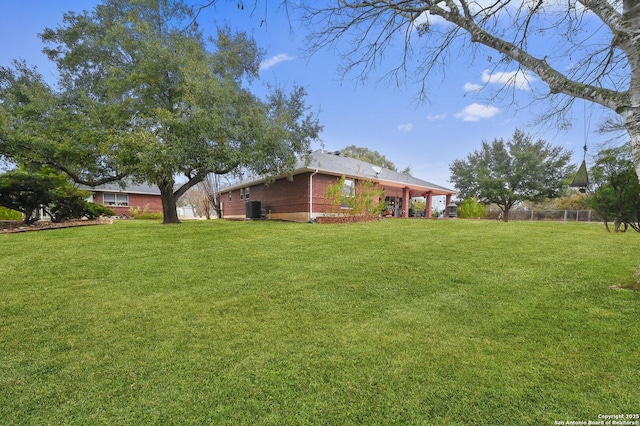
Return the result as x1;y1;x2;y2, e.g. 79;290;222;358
78;180;161;195
301;150;454;193
222;150;456;195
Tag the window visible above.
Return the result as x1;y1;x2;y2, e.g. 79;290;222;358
103;193;129;206
228;191;232;202
341;179;355;208
240;188;244;200
244;187;250;199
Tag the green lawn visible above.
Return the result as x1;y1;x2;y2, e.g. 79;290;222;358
1;219;639;425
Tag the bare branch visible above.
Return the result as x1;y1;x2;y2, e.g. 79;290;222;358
306;1;629;111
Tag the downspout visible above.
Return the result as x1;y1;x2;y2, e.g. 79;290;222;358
309;169;319;222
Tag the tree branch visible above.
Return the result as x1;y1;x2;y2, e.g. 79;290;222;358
577;0;622;33
173;170;210;200
173;161;239;200
50;161;127;187
429;3;629;111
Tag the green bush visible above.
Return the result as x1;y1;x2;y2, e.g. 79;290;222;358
0;169;58;224
0;168;111;223
129;205;163;220
324;176;386;216
48;186;94;222
0;206;22;220
84;203;115;219
457;196;488;218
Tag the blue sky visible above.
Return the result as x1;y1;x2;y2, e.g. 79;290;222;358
0;1;619;187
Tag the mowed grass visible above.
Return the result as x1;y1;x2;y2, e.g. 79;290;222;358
1;219;639;425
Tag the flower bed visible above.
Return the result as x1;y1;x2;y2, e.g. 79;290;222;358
1;219;112;233
315;215;379;224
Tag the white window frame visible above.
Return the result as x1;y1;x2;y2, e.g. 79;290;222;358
341;179;355;208
244;187;250;200
103;193;129;207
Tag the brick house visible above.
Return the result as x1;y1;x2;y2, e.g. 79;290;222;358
81;181;163;217
220;150;457;222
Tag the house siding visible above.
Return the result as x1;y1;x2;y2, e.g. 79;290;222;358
223;173;310;220
222;173;374;221
219;150;456;222
95;191;163;216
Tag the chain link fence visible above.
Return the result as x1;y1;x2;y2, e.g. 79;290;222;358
486;209;601;222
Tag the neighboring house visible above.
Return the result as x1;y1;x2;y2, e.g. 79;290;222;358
220;149;457;222
80;181;163;217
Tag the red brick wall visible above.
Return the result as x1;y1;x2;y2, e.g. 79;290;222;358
223;173;312;218
94;192;163;216
310;173;347;214
222;173;374;220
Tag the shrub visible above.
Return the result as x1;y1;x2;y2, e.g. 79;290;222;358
324;176;386;217
47;185;95;222
457;197;488;219
0;206;22;220
0;168;107;224
85;203;115;219
0;169;58;224
129;205;163;220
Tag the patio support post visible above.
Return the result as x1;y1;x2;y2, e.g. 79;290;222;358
425;191;432;219
402;187;410;218
445;194;452;219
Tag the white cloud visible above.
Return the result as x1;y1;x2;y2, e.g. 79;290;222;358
427;113;447;120
260;53;296;72
464;82;483;92
454;103;500;122
481;69;536;91
397;123;414;132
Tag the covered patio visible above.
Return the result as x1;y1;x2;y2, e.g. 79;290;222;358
379;182;455;219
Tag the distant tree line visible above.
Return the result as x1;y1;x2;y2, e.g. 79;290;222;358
449;130;640;232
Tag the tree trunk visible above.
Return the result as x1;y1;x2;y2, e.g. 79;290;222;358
204;196;211;220
158;179;180;224
23;209;36;225
624;110;640;180
502;208;510;222
212;195;222;218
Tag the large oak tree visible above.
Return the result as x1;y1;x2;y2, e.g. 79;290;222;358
449;129;573;221
0;0;321;223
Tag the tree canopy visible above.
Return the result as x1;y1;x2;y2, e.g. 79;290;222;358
0;0;321;223
0;167;114;224
341;145;398;171
449;129;573;221
587;144;640;232
340;145;411;174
